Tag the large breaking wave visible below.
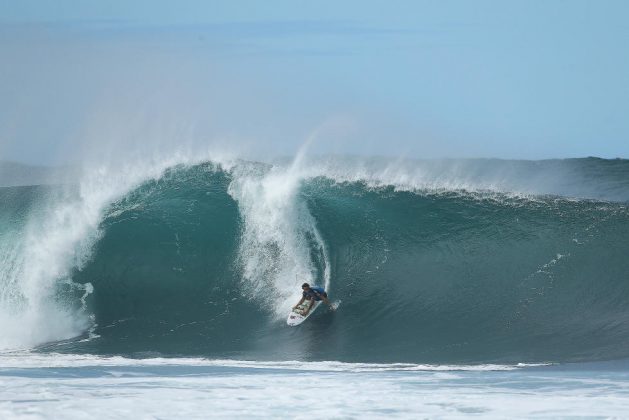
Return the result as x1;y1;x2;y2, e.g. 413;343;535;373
1;157;629;364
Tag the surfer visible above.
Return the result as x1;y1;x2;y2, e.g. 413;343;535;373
293;283;334;315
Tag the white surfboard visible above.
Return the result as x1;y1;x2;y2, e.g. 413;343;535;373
286;300;341;326
287;301;322;326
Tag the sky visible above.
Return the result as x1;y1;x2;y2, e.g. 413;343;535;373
1;0;628;164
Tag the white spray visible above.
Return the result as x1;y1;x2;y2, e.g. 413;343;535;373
228;138;330;317
0;151;216;350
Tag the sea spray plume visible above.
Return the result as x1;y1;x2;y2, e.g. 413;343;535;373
0;152;212;350
228;139;330;317
295;157;629;202
0;183;95;349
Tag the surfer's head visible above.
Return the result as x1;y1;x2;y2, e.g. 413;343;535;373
302;283;310;290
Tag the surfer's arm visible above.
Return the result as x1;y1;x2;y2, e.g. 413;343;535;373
293;296;305;309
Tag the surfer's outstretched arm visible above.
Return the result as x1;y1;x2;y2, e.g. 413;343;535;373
301;298;313;315
293;297;305;310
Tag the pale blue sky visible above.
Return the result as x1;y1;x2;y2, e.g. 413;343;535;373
1;1;628;163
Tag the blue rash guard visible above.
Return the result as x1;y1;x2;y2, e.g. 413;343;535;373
303;286;327;301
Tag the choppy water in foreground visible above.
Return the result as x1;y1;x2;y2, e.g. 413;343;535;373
2;353;629;419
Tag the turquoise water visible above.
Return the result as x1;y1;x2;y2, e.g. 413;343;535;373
3;158;628;363
1;157;629;417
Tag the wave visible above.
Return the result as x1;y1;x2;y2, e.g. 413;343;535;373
1;157;629;363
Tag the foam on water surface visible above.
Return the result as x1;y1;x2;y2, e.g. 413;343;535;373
0;352;628;419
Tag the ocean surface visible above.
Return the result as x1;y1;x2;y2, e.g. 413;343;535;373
1;156;629;418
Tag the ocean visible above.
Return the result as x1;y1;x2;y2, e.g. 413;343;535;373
1;156;629;418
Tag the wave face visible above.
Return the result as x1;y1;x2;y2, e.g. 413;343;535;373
2;158;629;363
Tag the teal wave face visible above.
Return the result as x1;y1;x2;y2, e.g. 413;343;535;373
3;159;629;363
303;181;629;362
67;165;264;356
47;162;628;363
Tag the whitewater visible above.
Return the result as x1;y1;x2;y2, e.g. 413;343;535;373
1;155;629;418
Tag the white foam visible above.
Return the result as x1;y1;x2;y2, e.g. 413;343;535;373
0;351;545;372
4;353;629;420
227;146;330;317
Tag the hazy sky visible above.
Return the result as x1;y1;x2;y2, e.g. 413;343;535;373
1;0;628;164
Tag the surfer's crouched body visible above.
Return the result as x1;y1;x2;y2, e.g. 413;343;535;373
293;283;334;315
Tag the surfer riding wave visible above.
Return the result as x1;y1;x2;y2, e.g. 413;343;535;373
293;283;334;316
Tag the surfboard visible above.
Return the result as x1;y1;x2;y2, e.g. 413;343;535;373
287;300;322;326
286;300;341;326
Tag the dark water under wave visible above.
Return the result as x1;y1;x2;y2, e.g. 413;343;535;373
2;158;629;363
